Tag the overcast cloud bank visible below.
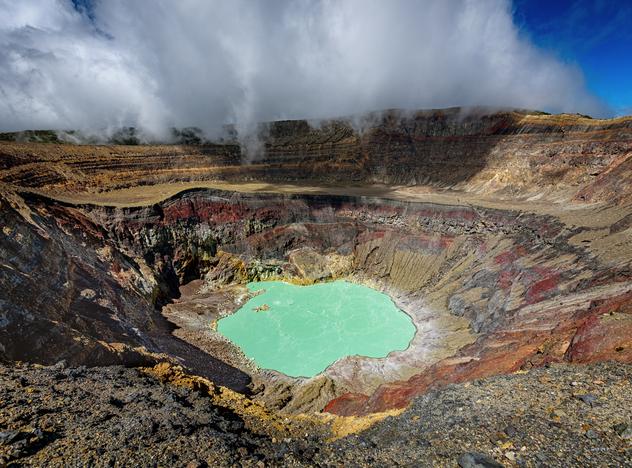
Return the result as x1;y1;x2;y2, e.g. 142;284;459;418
0;0;608;138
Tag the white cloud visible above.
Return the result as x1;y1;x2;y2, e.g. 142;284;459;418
0;0;608;136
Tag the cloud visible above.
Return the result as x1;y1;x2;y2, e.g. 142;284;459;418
0;0;609;137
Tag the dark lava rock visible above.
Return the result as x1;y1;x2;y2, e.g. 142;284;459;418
576;394;598;406
503;425;518;437
0;361;631;466
0;431;22;445
458;452;505;468
613;423;632;440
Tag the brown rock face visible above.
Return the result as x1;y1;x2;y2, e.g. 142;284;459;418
1;108;631;414
1;108;631;203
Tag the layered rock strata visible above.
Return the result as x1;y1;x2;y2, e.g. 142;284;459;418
1;109;631;204
2;185;631;413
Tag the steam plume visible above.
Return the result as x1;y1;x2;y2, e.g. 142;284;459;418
0;0;608;138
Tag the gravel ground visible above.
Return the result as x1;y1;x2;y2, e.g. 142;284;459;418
0;361;630;467
329;361;632;467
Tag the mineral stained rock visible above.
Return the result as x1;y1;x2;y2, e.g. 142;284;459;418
1;108;631;464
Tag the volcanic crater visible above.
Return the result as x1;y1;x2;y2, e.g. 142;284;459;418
1;108;632;463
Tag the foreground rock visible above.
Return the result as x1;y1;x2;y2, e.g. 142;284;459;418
0;361;630;466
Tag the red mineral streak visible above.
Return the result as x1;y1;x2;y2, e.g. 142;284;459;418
325;290;632;416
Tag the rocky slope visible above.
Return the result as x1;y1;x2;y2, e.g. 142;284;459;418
1;107;631;464
1;361;630;466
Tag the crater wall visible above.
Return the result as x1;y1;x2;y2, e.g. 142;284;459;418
1;109;631;204
1;108;631;415
2;185;630;413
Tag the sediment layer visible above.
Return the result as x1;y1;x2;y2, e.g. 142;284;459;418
1;109;631;205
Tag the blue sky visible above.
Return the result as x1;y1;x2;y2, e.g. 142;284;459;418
514;0;632;116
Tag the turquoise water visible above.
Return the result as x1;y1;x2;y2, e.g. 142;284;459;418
217;280;416;377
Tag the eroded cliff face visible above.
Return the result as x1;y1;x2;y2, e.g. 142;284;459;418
1;108;631;416
0;190;252;392
0;190;160;367
1;109;631;204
